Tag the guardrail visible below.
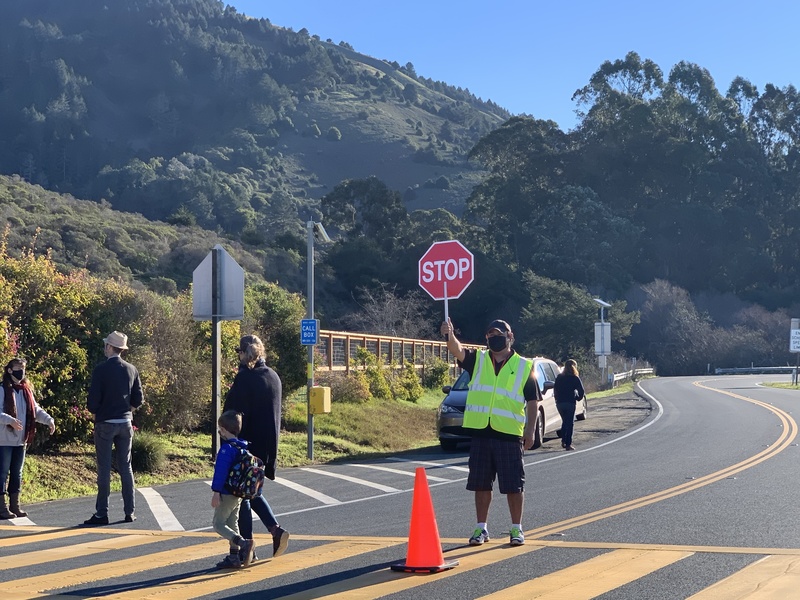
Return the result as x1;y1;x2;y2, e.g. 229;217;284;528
315;330;482;379
713;366;796;375
610;368;655;386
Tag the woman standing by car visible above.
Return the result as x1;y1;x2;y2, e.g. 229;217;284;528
554;359;585;451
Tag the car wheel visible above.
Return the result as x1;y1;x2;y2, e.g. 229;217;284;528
532;408;544;449
576;397;588;421
440;440;459;451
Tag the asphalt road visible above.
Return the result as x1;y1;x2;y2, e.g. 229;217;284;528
4;376;800;599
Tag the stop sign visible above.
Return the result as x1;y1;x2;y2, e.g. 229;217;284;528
418;240;474;300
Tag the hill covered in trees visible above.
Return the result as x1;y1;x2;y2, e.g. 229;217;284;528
0;0;506;241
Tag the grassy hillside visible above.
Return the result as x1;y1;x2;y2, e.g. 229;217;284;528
0;0;509;237
0;174;294;292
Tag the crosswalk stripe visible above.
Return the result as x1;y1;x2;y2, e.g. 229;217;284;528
138;487;184;531
5;536;224;598
274;476;342;504
274;542;547;599
351;464;450;482
387;457;470;472
0;528;90;547
687;554;800;599
476;548;693;599
300;467;400;493
97;540;404;599
0;533;165;572
6;528;800;599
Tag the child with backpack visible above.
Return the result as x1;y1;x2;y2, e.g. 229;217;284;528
211;410;255;568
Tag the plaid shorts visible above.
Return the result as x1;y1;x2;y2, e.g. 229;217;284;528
466;435;525;494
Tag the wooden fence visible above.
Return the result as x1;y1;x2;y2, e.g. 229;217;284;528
315;330;481;380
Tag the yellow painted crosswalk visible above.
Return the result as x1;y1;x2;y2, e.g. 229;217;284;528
3;526;800;599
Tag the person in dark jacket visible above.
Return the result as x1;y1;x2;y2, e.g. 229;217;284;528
223;334;289;561
553;359;585;451
84;331;144;525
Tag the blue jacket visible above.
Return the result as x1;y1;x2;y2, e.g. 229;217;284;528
211;437;249;494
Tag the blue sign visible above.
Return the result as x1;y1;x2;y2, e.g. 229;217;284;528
301;319;319;345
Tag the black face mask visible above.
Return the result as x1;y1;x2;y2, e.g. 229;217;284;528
11;369;24;381
487;335;508;352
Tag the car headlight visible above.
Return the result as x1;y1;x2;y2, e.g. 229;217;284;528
439;404;461;414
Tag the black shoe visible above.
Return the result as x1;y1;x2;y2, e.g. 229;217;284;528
216;553;242;569
272;526;290;557
83;514;109;526
124;514;136;523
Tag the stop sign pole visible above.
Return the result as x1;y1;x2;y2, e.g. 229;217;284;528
418;240;474;326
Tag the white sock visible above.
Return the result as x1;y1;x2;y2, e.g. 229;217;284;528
477;522;487;532
512;524;521;530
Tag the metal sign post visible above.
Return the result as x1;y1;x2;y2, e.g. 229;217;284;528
790;318;800;385
594;299;612;386
193;244;244;458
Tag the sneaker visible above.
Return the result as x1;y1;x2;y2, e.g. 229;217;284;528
124;514;136;523
272;526;290;557
216;554;242;569
239;538;255;567
468;527;490;546
238;547;259;563
83;514;109;526
509;526;525;546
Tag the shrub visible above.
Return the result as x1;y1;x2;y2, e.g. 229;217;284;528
131;431;167;473
355;347;391;401
315;370;371;404
390;361;424;403
421;355;450;389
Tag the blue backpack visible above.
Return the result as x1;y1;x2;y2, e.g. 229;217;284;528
225;442;265;499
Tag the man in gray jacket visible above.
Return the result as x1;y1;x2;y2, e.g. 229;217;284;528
83;331;144;525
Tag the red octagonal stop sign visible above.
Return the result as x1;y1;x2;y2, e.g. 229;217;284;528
418;240;474;300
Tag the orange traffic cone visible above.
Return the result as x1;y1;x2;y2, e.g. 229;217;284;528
391;467;459;573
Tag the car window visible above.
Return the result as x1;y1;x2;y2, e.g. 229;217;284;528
452;370;472;391
540;362;558;381
534;364;547;391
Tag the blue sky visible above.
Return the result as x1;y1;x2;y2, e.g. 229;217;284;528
230;1;798;131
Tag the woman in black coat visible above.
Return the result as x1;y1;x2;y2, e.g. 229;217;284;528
553;359;585;451
222;335;290;564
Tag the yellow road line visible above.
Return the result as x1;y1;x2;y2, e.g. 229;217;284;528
477;548;693;599
687;554;800;599
524;381;797;541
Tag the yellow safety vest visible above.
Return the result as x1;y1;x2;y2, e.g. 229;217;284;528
463;350;534;436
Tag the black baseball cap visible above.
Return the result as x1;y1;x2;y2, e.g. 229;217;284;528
486;319;512;334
